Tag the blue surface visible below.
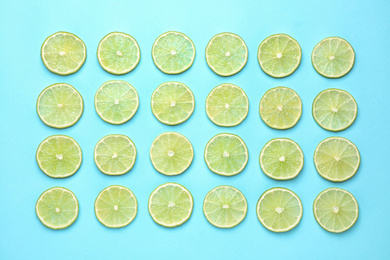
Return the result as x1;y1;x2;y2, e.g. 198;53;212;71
0;0;389;259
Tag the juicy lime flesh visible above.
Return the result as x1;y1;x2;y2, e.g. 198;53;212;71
206;84;249;127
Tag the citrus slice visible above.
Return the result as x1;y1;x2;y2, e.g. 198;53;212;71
152;31;195;74
150;132;193;176
256;187;302;232
151;82;195;125
95;80;139;124
258;34;301;78
41;32;86;75
204;133;248;176
203;185;247;228
313;188;358;233
260;138;303;180
148;183;193;227
259;87;302;129
97;32;140;75
94;134;136;175
95;185;137;228
206;83;249;127
312;37;355;78
36;187;79;229
205;32;248;76
314;137;360;182
36;135;82;178
37;83;84;129
313;88;357;131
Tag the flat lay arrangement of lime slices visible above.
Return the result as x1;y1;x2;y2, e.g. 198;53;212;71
150;132;193;175
152;31;195;74
205;33;248;76
97;32;140;75
314;137;360;182
151;82;195;125
37;83;84;129
41;32;86;75
148;183;193;227
36;187;79;229
36;135;82;178
312;88;357;131
259;86;302;129
206;83;249;127
258;34;301;78
204;133;248;176
95;185;137;228
94;134;137;175
257;187;303;232
95;80;139;125
260;138;303;180
313;188;358;233
203;185;247;228
312;37;355;78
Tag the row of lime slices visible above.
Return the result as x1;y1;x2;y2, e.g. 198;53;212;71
41;31;355;78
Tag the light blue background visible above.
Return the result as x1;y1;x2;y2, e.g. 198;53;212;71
0;0;389;259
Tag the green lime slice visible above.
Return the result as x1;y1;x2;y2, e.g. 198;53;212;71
204;133;248;176
313;188;358;233
151;82;195;125
152;31;195;74
259;86;302;129
314;137;360;182
36;135;82;178
312;37;355;78
256;187;302;232
148;183;193;227
95;185;137;228
94;134;137;175
205;32;248;76
41;32;86;75
203;185;247;228
150;132;193;176
97;32;140;75
206;83;249;127
260;138;303;180
37;83;84;129
258;34;301;78
36;187;79;229
313;88;357;131
95;80;139;125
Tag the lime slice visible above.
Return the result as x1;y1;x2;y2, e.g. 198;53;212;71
314;137;360;182
205;32;248;76
313;188;358;233
97;32;140;75
204;133;248;176
256;187;302;232
41;32;86;75
36;135;82;178
37;83;84;129
95;80;139;125
36;187;78;229
94;134;136;175
206;83;249;127
203;185;247;228
313;88;357;131
150;132;193;176
152;31;195;74
148;183;193;227
312;37;355;78
259;87;302;129
95;185;137;228
258;34;301;78
151;82;195;125
260;138;303;180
